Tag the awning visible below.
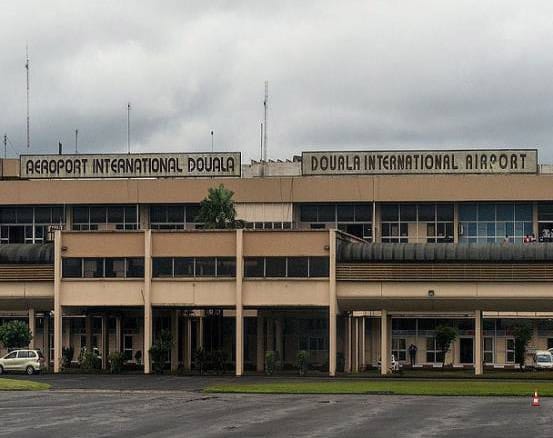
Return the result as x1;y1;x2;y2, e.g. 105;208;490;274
0;243;54;264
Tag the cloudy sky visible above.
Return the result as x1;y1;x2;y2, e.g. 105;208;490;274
2;1;553;162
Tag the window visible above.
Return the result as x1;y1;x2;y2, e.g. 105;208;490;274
392;338;407;361
244;257;265;277
287;257;309;277
265;257;286;277
484;337;494;364
153;258;173;277
4;351;17;359
126;258;144;278
506;338;515;363
309;257;329;277
149;204;201;229
83;259;103;278
0;206;65;244
174;258;195;277
152;257;234;278
195;258;216;276
425;337;444;363
62;258;82;278
105;258;125;278
299;203;373;241
216;257;236;277
243;257;329;278
72;205;138;230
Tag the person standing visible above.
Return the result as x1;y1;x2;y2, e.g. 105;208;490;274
408;343;417;366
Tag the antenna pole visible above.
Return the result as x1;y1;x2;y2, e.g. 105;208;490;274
25;45;30;150
3;134;6;159
260;123;263;161
75;129;79;153
211;130;214;153
263;81;268;162
127;102;131;154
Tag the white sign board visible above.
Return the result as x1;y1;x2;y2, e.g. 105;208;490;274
20;152;241;179
302;150;538;176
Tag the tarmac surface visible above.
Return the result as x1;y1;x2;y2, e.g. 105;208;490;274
1;374;552;437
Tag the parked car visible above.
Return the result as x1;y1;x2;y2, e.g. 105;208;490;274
532;350;553;370
0;349;45;375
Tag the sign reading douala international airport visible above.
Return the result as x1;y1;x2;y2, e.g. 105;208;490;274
20;152;241;179
302;149;538;176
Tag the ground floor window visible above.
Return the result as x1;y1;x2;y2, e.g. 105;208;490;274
425;337;444;363
483;337;494;364
506;338;515;363
392;338;407;361
298;336;328;352
124;335;133;361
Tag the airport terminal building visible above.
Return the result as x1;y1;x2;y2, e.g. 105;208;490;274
2;148;553;375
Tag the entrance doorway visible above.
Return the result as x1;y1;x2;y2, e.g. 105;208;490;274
460;338;474;364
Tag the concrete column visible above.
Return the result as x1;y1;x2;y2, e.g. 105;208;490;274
373;203;381;243
453;203;459;243
143;229;153;374
115;316;122;352
275;318;283;361
352;317;359;373
256;312;265;372
344;315;352;373
101;315;109;369
197;316;204;349
43;315;51;370
266;318;274;351
170;310;179;371
533;201;539;237
185;317;192;370
139;204;149;230
235;229;244;376
360;317;366;371
28;308;35;349
328;229;337;376
85;315;92;351
53;230;62;373
474;310;483;376
380;310;390;375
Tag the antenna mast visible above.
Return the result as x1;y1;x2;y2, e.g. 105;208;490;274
75;129;79;153
3;134;7;159
25;45;30;150
263;81;268;162
127;102;131;154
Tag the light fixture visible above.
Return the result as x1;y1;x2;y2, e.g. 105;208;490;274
427;290;435;297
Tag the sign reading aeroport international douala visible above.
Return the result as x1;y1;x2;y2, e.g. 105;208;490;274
302;149;538;176
20;152;241;179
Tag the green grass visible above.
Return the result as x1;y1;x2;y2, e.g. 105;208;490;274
205;380;553;396
0;378;50;391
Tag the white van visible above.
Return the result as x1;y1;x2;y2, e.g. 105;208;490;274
533;350;553;370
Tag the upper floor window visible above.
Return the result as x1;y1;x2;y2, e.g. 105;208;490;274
152;257;236;278
299;203;372;241
0;206;64;244
72;205;138;231
149;204;201;230
244;256;329;278
458;203;532;243
538;203;553;242
62;257;144;278
381;203;453;243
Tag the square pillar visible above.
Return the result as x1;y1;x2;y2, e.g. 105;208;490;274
185;317;192;370
266;318;274;351
328;229;337;376
53;229;62;373
196;317;204;350
360;317;366;371
474;310;483;375
170;310;179;371
143;230;152;374
28;308;35;349
256;312;264;372
352;317;359;373
275;318;283;361
380;310;391;375
43;315;51;370
115;316;122;353
101;315;109;369
345;315;352;373
235;229;244;377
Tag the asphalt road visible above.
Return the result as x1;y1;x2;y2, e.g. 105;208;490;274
1;376;552;437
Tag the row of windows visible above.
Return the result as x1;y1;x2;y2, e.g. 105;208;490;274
62;258;145;278
300;204;372;223
72;206;138;229
149;205;200;225
153;257;236;278
244;257;329;278
0;206;64;224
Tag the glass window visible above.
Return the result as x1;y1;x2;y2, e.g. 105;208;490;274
265;257;287;277
400;204;416;221
355;204;372;221
167;206;185;223
62;258;82;278
126;258;144;278
17;207;33;223
125;206;137;223
90;207;106;223
459;203;477;221
52;207;64;224
478;204;495;221
309;257;329;277
186;205;200;223
150;206;166;223
34;207;51;223
244;257;264;277
496;204;513;221
484;337;494;364
336;205;354;221
174;258;194;277
317;205;335;222
152;258;173;277
515;203;532;221
287;257;309;277
83;258;103;278
4;351;17;359
104;258;125;278
392;338;407;361
539;203;553;221
506;338;515;363
73;207;89;223
381;204;399;221
418;204;435;221
436;204;454;221
0;208;16;223
300;205;318;222
216;257;236;277
195;257;216;276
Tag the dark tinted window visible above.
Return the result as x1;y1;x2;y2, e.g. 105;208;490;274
265;257;286;277
174;258;195;277
186;205;201;222
126;258;144;278
83;258;103;278
287;257;308;277
216;257;236;277
17;207;33;223
244;257;264;277
125;206;137;223
318;205;335;222
437;204;454;221
150;206;166;223
418;204;435;221
381;204;399;221
104;258;125;278
300;205;318;222
35;207;51;223
73;207;89;223
107;207;124;223
337;205;354;221
195;257;216;276
152;258;173;277
90;207;106;223
0;208;16;223
400;204;417;221
309;257;329;277
52;207;64;224
62;258;82;278
167;206;185;222
355;204;372;221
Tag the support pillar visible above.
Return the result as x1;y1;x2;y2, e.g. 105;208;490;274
28;308;35;349
275;318;283;362
256;312;264;372
53;230;62;373
380;310;390;375
115;316;122;353
171;310;179;371
185;317;192;370
266;318;274;351
360;317;366;371
43;315;51;370
197;316;204;350
235;229;244;376
352;317;359;373
345;315;352;373
143;230;153;374
474;310;483;376
85;315;92;351
328;229;337;376
101;314;109;370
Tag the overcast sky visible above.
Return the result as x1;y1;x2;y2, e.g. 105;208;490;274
2;1;553;162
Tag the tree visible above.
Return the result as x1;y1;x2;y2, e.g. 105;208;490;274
511;321;533;372
149;329;173;374
435;325;457;367
0;320;33;351
195;184;242;229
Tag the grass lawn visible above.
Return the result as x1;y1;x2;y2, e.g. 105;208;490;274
0;378;50;391
205;379;553;396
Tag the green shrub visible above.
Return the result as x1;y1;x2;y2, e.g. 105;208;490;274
194;348;208;375
295;350;309;376
336;352;345;373
149;330;173;374
62;346;74;368
79;348;101;371
108;352;125;374
134;350;142;365
211;350;228;375
265;351;276;376
0;320;33;350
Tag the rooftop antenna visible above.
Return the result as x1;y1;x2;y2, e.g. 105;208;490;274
263;81;268;162
25;45;30;150
210;130;214;153
75;129;79;153
3;134;7;159
127;102;131;154
260;123;263;161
